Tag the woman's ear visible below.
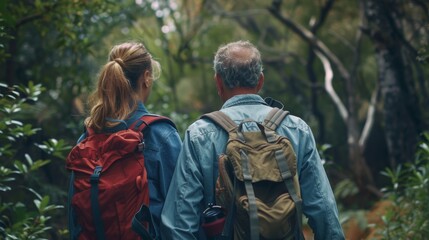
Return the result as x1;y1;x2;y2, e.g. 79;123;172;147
143;70;152;88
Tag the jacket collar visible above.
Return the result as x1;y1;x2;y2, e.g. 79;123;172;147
221;94;267;109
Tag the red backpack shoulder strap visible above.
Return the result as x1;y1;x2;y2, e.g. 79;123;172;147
129;114;176;132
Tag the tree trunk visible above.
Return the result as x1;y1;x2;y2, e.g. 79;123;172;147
5;29;17;86
315;49;379;197
267;0;381;196
363;0;421;167
306;0;334;143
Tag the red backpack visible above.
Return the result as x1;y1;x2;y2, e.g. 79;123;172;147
66;115;175;240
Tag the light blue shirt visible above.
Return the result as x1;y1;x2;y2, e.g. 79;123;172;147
161;94;345;240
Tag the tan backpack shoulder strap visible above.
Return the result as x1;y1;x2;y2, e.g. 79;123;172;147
200;111;237;132
263;107;289;130
276;152;304;238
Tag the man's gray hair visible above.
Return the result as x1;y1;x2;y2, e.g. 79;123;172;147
213;40;263;89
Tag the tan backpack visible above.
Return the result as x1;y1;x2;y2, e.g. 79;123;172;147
202;108;304;240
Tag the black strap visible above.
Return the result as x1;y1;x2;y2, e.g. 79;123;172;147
90;166;106;240
68;171;82;240
132;205;157;240
264;97;284;109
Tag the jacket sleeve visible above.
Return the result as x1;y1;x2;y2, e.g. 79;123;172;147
157;123;182;203
298;126;345;240
160;129;205;240
144;122;182;235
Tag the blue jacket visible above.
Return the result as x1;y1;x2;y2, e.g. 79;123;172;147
76;101;182;236
161;94;345;240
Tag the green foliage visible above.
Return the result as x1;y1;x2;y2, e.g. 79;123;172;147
334;178;359;200
321;143;364;227
0;19;12;61
417;45;429;64
374;132;429;239
416;23;429;64
0;0;427;237
318;143;360;202
0;82;70;239
146;100;199;138
1;0;132;142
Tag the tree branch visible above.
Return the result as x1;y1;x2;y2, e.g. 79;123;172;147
314;50;348;122
207;1;267;18
359;85;380;149
16;14;44;28
16;2;60;28
310;0;335;31
305;0;334;142
268;2;351;81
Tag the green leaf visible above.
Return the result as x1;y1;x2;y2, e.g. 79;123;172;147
13;161;28;174
43;204;64;212
29;160;51;171
0;177;16;182
35;138;71;158
34;196;50;212
25;154;33;166
27;188;42;200
0;184;12;191
5;120;23;126
0;166;16;176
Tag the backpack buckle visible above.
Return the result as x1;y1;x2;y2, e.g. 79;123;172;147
137;141;145;152
90;166;102;183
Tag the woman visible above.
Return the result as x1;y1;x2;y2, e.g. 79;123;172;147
69;42;182;239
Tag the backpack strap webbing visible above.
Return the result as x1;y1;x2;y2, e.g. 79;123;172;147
264;108;304;239
241;149;260;240
275;151;304;239
68;171;82;240
130;114;176;132
200;111;237;132
263;107;289;130
129;114;174;239
90;166;106;240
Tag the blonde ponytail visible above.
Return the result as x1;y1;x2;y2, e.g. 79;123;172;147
85;42;157;132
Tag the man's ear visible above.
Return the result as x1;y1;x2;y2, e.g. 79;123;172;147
215;74;224;97
256;73;264;92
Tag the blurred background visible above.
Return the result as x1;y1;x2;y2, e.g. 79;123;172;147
1;0;428;239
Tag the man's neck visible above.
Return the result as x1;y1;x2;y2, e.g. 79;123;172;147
222;87;258;102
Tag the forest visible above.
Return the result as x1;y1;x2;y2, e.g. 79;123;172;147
1;0;428;239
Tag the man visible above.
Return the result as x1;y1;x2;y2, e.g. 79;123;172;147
161;40;345;239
